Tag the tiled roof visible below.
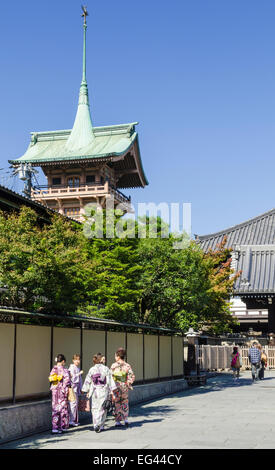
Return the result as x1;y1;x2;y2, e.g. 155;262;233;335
197;208;275;251
197;208;275;296
233;244;275;295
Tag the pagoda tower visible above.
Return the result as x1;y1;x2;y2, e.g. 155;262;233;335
9;9;148;221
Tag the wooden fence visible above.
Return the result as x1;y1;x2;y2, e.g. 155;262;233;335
197;345;275;371
0;307;184;404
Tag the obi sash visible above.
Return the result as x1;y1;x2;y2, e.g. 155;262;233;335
49;373;63;387
92;373;107;386
113;370;127;383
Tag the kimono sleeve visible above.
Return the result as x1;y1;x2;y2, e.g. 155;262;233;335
49;366;56;377
63;369;71;389
107;369;117;392
69;365;79;385
110;363;116;374
126;363;135;387
81;368;93;393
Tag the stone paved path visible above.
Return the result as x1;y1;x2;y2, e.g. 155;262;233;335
2;371;275;449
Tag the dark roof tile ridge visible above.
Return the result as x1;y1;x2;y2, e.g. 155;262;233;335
198;207;275;241
0;184;82;224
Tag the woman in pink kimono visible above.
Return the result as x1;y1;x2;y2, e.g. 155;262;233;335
49;354;71;434
68;354;83;427
110;348;135;427
82;353;117;433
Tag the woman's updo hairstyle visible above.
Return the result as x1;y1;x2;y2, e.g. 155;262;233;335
116;348;126;360
55;354;66;363
93;353;102;364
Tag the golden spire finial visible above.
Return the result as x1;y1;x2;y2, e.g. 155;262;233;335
81;5;88;25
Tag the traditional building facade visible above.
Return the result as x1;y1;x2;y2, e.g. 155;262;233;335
197;208;275;335
9;14;148;221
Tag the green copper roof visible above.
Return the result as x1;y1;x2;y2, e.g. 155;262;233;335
9;123;139;164
9;12;149;188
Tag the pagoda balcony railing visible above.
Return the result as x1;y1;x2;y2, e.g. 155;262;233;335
31;181;131;204
109;184;131;204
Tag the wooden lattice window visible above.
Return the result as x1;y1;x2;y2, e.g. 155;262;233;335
67;176;80;187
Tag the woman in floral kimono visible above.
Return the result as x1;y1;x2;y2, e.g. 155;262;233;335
82;353;117;433
110;348;135;427
68;354;83;427
49;354;71;434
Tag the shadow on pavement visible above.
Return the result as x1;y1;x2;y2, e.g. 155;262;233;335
0;436;68;449
107;418;163;430
131;373;275;406
0;406;169;449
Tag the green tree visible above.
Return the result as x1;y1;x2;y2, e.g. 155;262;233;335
136;222;240;333
199;236;241;334
0;207;92;314
137;233;208;329
79;211;142;322
0;206;240;334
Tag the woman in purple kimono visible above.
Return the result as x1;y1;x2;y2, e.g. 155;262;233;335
68;354;83;427
49;354;71;434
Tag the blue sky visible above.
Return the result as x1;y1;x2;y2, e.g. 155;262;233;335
1;1;275;236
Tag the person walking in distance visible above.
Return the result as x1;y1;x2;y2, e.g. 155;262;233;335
258;345;267;380
110;348;135;428
231;346;242;380
248;341;261;382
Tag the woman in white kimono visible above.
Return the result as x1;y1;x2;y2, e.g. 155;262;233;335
82;353;117;433
68;354;83;426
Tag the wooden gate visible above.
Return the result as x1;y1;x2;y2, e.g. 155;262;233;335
197;345;275;371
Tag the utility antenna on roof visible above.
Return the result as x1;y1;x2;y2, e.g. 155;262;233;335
11;163;39;198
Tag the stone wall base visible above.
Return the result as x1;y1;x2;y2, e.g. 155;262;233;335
129;378;188;405
0;378;187;445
